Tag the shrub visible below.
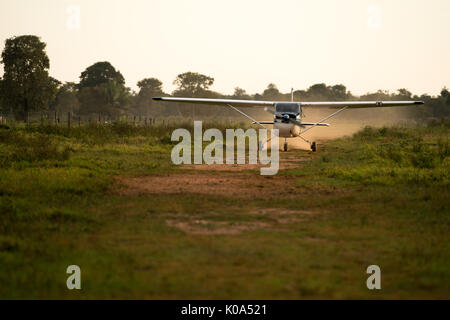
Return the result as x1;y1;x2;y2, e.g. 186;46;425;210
0;130;71;167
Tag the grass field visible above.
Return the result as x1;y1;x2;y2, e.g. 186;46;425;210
0;120;449;299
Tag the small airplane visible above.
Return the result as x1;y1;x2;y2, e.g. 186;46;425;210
153;91;423;152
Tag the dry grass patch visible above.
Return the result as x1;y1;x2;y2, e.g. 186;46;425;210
115;173;300;198
164;207;320;235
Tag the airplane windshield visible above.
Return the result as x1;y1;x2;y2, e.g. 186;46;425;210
275;103;300;113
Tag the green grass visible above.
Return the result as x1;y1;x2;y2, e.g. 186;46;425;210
0;120;449;299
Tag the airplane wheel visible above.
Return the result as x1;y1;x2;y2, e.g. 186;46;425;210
284;143;288;152
311;142;317;152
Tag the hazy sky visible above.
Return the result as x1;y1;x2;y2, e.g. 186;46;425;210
0;0;449;96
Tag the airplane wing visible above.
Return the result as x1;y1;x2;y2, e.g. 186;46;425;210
252;121;330;126
153;97;424;109
152;97;274;108
300;101;424;108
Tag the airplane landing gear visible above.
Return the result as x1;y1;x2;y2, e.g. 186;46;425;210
284;138;288;152
311;141;317;152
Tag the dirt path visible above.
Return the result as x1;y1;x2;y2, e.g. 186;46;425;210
114;152;320;235
182;152;313;171
116;173;299;198
116;152;313;198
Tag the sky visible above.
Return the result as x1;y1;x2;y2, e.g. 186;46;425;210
0;0;449;96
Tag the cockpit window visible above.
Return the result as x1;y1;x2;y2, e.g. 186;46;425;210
275;103;300;113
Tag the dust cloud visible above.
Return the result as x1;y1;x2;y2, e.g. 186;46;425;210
271;107;417;150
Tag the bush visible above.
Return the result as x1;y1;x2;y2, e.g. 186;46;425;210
323;123;450;185
354;126;413;140
0;129;71;167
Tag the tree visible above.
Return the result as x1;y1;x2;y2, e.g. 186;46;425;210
329;84;352;100
78;81;130;116
441;88;450;106
172;72;215;118
306;83;329;100
395;88;412;100
51;82;80;114
172;72;214;97
135;78;164;116
78;61;125;89
232;87;251;99
137;78;163;93
293;89;307;101
77;62;130;116
429;88;450;118
104;80;131;109
360;90;392;101
0;77;5;113
1;35;58;120
262;83;281;100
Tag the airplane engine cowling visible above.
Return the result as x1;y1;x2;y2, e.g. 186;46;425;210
273;123;298;137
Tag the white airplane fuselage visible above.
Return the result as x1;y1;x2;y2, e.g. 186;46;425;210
273;118;301;138
272;102;302;138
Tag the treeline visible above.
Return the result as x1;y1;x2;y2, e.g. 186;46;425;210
0;35;449;121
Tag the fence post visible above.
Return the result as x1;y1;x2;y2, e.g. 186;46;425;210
68;112;71;129
78;116;81;127
133;116;136;126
